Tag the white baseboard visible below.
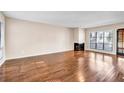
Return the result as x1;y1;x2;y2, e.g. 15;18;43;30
6;49;74;60
0;57;5;66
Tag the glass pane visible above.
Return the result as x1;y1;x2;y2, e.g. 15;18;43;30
119;31;123;36
104;37;112;44
97;32;103;43
104;32;112;38
122;35;124;41
97;43;103;50
118;35;123;42
123;43;124;48
118;42;123;48
118;49;123;53
90;38;96;43
90;43;96;49
90;32;96;38
104;44;112;51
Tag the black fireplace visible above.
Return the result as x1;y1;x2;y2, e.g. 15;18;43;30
74;43;84;51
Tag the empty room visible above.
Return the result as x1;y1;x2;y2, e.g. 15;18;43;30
0;11;124;82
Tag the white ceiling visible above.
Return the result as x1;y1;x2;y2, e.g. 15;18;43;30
3;11;124;28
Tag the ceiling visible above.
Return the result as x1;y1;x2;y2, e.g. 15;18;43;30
3;11;124;28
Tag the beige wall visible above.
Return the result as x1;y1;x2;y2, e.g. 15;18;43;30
79;28;85;43
6;16;124;59
6;17;74;59
85;23;124;55
74;28;85;43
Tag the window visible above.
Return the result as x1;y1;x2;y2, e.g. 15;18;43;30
97;32;104;50
104;32;112;51
90;32;96;49
90;31;113;51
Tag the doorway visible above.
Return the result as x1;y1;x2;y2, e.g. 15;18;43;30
117;29;124;55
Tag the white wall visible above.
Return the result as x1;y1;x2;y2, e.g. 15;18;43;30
0;12;5;65
85;23;124;55
5;17;74;59
74;28;79;43
79;28;85;43
6;16;124;60
74;28;85;43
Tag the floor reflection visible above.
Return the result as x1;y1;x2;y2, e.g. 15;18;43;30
77;57;85;82
0;51;124;81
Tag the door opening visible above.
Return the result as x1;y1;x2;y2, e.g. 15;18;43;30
117;29;124;55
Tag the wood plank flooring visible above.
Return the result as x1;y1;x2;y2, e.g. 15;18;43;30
0;50;124;82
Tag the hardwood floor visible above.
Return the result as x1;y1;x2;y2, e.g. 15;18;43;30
0;50;124;82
